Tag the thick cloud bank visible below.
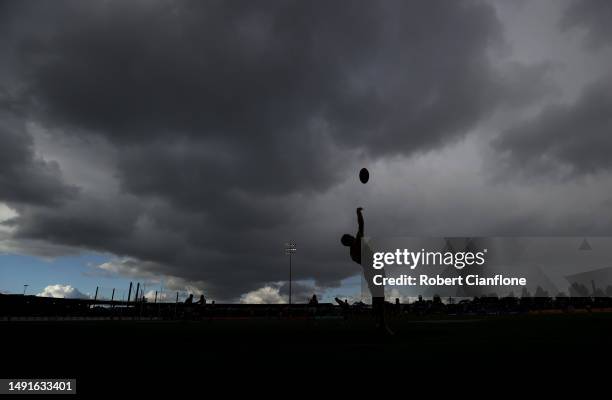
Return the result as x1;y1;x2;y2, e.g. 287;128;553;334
1;0;611;301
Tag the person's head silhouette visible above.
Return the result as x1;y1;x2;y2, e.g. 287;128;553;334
341;234;355;247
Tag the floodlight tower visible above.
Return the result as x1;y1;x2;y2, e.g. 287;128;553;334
284;241;296;305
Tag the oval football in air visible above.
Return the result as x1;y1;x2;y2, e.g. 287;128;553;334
359;168;369;184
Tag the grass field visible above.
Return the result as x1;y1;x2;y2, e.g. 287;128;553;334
3;313;612;393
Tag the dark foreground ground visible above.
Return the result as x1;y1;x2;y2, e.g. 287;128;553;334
3;313;612;395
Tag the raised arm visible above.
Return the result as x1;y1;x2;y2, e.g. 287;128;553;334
356;207;364;239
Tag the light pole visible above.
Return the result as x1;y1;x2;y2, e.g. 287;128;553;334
23;284;29;296
284;241;296;306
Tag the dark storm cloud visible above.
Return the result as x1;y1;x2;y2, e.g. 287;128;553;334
494;76;612;176
561;0;612;49
11;0;517;196
0;119;77;206
0;0;555;299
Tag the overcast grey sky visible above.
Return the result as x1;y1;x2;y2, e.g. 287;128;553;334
1;0;612;301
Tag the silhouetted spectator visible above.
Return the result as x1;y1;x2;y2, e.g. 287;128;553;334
335;297;349;310
196;295;206;305
569;282;589;297
308;294;319;305
534;286;549;298
185;294;193;304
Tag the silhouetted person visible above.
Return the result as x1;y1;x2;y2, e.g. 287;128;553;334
185;294;193;304
341;207;365;265
335;297;349;309
335;297;350;319
196;295;206;305
308;294;318;305
341;207;390;334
